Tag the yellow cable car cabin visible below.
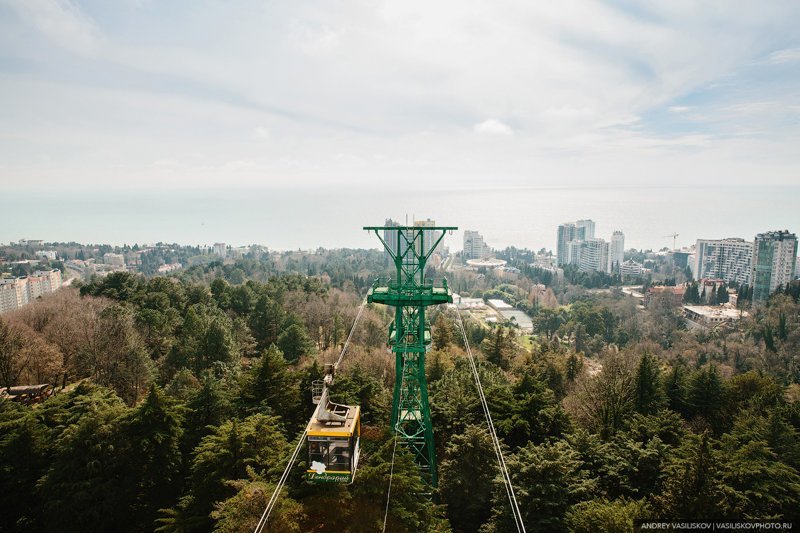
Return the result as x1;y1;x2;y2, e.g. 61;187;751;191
306;383;361;484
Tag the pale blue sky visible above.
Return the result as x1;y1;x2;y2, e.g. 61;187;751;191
1;0;799;191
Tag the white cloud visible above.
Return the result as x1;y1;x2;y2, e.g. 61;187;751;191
252;126;270;141
473;119;514;136
766;47;800;64
2;0;100;55
0;1;799;190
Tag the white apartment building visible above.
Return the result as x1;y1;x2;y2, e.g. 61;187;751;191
36;250;57;260
213;243;227;257
609;231;625;273
103;253;126;267
566;240;583;266
576;219;595;240
621;259;644;277
579;238;610;274
0;270;62;314
694;238;753;286
557;219;596;266
463;230;491;260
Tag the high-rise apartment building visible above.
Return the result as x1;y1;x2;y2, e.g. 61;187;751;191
383;219;400;257
463;230;491;260
566;240;583;266
752;230;798;304
579;238;610;274
556;223;577;266
609;231;624;273
576;219;595;240
694;238;753;286
414;219;442;257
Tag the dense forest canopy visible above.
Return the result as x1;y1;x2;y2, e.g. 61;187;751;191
2;250;800;531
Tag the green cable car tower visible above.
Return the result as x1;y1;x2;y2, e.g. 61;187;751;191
364;224;457;487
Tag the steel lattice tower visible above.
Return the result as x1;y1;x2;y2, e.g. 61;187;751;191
364;224;456;486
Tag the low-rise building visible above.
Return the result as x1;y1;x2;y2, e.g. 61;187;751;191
644;286;686;308
684;305;747;329
35;250;57;260
103;253;126;267
620;259;644;277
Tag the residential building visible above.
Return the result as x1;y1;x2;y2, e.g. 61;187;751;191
644;286;686;308
0;279;21;314
35;250;57;260
557;219;596;266
579;238;610;274
34;269;62;292
556;223;578;266
609;231;624;273
566;240;583;266
752;230;798;304
383;218;401;258
684;305;747;329
414;219;442;257
213;243;227;258
463;230;491;260
621;259;644;277
576;219;595;240
0;270;62;314
694;238;753;286
103;252;126;267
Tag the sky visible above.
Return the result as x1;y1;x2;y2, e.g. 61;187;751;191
1;0;799;192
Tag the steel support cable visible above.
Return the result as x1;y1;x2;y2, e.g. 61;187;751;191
334;295;368;369
253;427;308;533
253;294;368;533
381;432;400;532
455;310;526;533
458;325;519;533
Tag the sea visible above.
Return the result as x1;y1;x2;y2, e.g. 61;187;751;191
2;186;799;253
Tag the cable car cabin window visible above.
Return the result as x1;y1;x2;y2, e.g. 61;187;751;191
309;438;351;471
309;440;327;467
328;439;351;471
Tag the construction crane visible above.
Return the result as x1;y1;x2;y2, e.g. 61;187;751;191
663;233;679;250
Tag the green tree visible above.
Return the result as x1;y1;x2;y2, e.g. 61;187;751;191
242;345;298;419
687;365;728;433
652;432;725;518
438;425;496;532
37;388;128;531
170;303;240;375
276;323;314;363
162;414;288;531
249;295;286;351
566;498;647;533
718;436;800;518
433;313;453;351
0;401;51;530
117;384;184;529
352;437;447;532
664;364;690;416
634;352;665;415
183;374;233;452
486;440;596;532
